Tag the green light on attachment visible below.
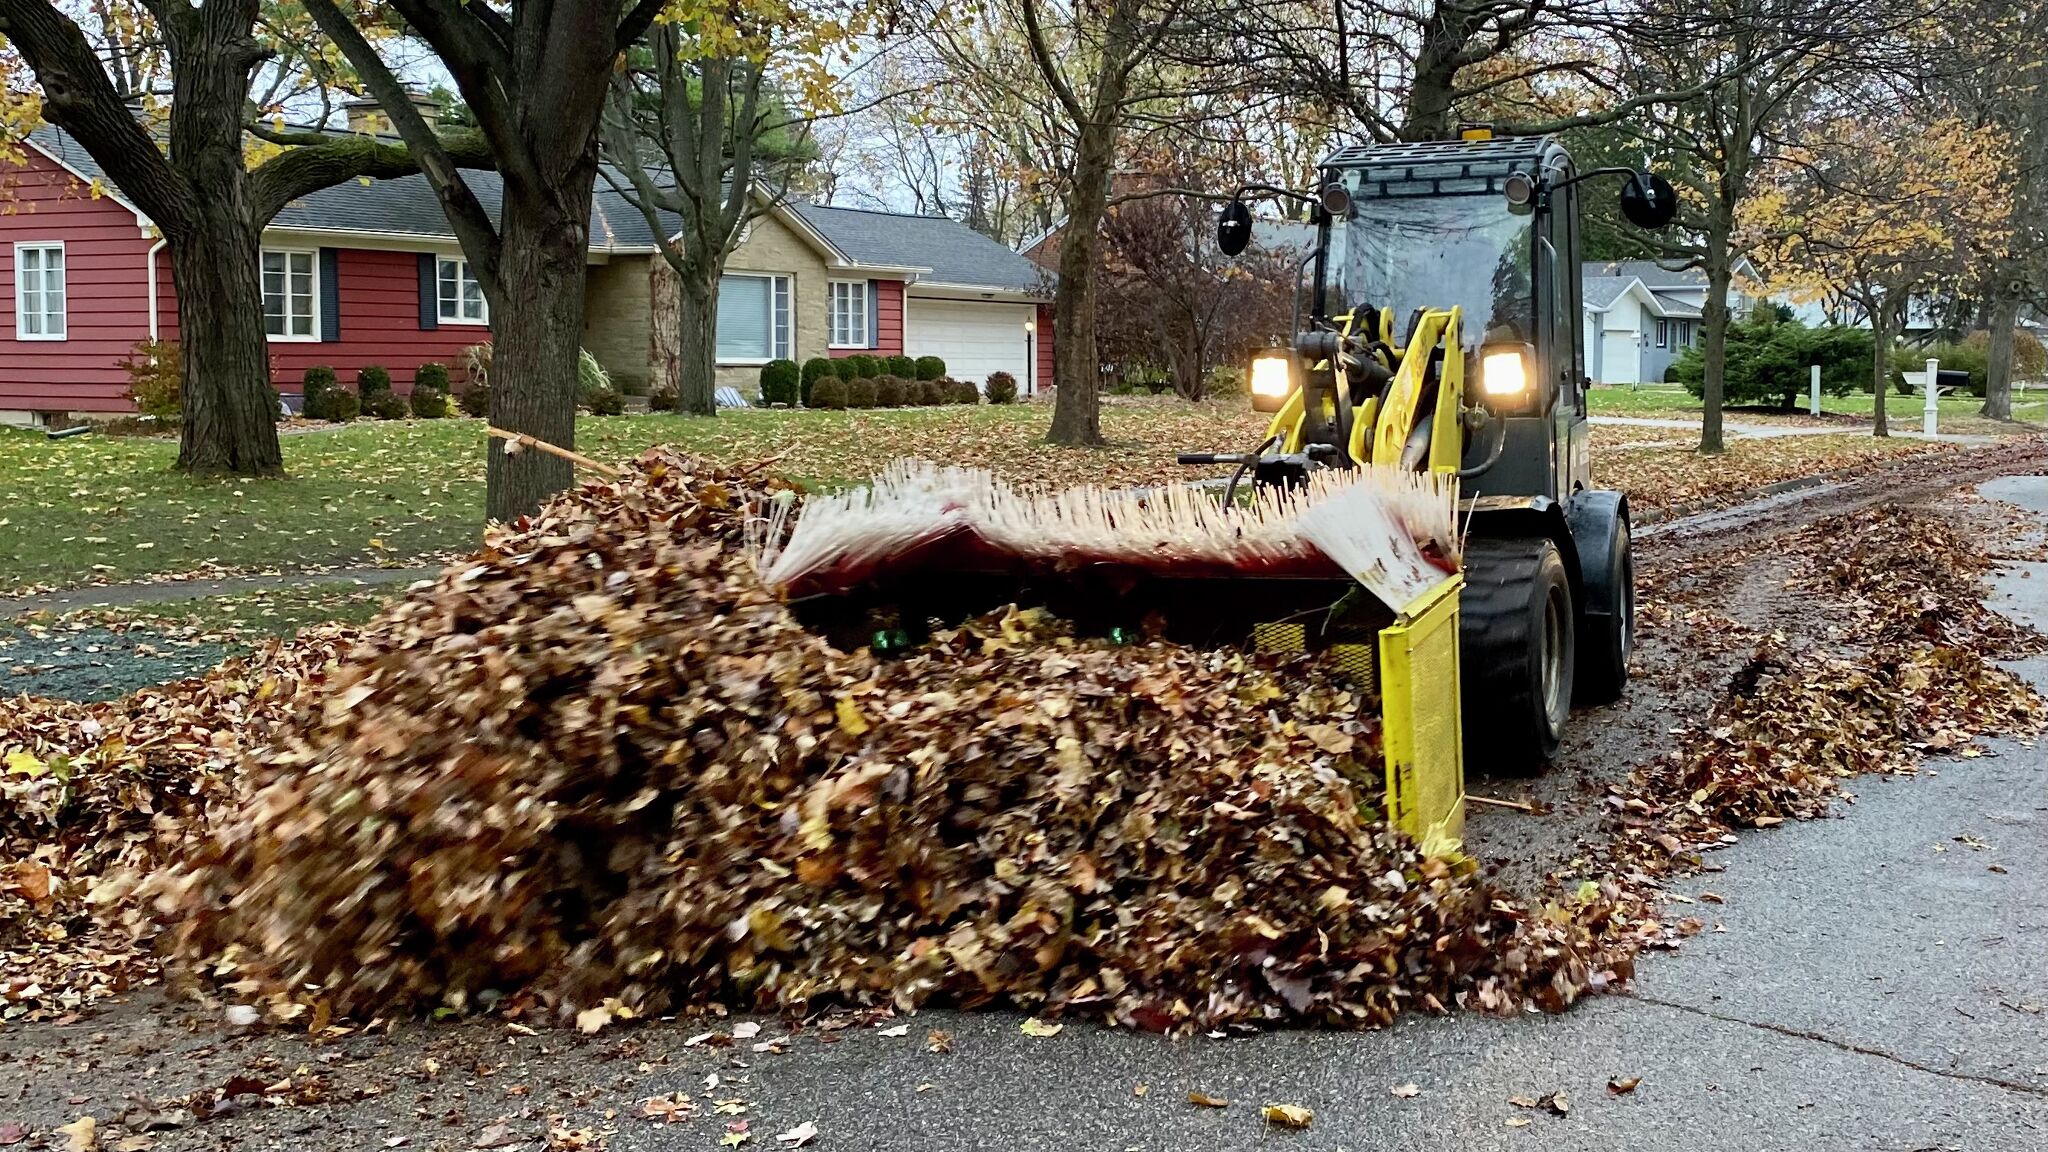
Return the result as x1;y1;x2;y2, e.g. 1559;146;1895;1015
870;628;912;655
1107;626;1137;645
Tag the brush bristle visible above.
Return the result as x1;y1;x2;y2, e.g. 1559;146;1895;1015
753;461;1460;612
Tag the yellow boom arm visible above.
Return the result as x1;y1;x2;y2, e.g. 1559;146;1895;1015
1267;308;1465;473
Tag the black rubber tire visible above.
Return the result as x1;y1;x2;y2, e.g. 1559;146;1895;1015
1573;515;1633;706
1459;537;1575;777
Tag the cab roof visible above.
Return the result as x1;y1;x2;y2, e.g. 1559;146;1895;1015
1321;136;1571;198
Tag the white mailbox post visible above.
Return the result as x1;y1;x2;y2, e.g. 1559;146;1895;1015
1924;357;1940;437
1810;363;1822;417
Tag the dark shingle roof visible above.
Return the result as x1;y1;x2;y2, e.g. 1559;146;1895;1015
29;126;1044;290
1582;275;1634;310
792;203;1045;291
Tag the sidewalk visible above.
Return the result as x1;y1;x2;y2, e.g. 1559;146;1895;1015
1591;414;1999;445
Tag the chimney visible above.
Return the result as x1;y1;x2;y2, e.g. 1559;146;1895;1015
344;90;441;135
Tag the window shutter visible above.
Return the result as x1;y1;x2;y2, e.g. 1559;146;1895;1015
417;253;438;330
319;248;341;342
867;280;879;348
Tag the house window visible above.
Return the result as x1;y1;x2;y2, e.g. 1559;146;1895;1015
14;242;66;340
262;249;317;339
828;280;868;348
437;257;488;324
1654;319;1669;348
716;273;791;363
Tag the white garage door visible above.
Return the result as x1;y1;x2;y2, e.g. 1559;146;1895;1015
905;298;1035;391
1599;332;1642;386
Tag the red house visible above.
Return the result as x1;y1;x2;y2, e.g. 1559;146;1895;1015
0;117;1053;424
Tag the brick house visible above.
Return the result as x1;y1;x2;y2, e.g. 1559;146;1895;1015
0;118;1052;423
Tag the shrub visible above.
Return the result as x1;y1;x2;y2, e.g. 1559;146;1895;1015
914;355;946;381
365;389;410;420
410;386;450;419
800;357;835;407
648;387;678;412
357;364;393;398
915;379;946;406
414;362;451;395
846;377;879;408
1671;314;1870;409
301;366;346;421
760;358;801;406
946;378;980;404
302;364;338;403
582;386;625;416
849;353;884;379
875;375;909;407
985;370;1019;404
809;377;849;410
113;339;182;420
886;354;917;378
458;381;491;418
833;358;860;382
323;389;362;423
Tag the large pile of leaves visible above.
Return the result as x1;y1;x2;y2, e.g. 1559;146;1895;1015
145;450;1608;1032
1;633;349;1021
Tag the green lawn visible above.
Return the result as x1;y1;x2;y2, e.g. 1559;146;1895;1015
34;579;401;639
3;397;2035;596
0;406;1256;593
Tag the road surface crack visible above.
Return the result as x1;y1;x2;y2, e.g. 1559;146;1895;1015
1628;991;2048;1098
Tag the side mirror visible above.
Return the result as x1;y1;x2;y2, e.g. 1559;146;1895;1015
1218;198;1252;256
1620;172;1678;229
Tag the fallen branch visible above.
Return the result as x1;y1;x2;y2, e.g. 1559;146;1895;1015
1467;795;1541;814
486;426;624;478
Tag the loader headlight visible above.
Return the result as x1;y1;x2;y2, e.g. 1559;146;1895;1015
1480;346;1531;399
1249;351;1295;413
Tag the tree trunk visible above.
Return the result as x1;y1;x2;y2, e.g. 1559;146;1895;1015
1981;291;2019;421
170;207;283;476
484;199;587;521
1870;303;1892;438
675;267;718;417
1698;250;1733;455
649;259;681;398
1047;116;1117;446
163;5;280;477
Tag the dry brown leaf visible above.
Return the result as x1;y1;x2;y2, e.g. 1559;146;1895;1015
1261;1103;1313;1129
1188;1092;1230;1108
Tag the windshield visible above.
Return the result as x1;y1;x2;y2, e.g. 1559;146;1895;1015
1324;186;1533;353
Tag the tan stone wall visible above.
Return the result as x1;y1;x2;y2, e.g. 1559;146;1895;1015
581;211;836;399
716;212;831;395
582;256;654;394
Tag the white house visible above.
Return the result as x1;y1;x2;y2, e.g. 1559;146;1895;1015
1582;258;1803;385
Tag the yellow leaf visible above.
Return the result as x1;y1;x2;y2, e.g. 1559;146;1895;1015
834;696;870;736
1262;1103;1313;1129
1018;1018;1062;1037
57;1116;97;1152
5;748;46;777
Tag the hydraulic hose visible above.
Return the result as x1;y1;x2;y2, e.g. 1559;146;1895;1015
1455;410;1509;480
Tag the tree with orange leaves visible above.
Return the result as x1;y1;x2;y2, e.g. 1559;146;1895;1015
1750;107;2014;436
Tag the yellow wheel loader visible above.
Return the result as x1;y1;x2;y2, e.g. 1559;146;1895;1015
763;134;1675;845
1188;134;1676;776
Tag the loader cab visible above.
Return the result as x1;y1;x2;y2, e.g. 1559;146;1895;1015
1315;137;1588;504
